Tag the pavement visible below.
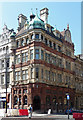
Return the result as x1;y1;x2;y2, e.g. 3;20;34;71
0;114;75;120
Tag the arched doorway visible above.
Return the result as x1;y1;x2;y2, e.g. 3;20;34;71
33;95;41;111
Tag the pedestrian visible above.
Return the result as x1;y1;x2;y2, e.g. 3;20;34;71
28;104;32;119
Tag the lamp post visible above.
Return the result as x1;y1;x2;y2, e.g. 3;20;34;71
5;58;8;113
67;94;70;119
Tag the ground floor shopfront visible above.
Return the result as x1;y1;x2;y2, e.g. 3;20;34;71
12;83;75;113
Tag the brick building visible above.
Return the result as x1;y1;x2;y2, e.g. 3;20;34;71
10;8;83;112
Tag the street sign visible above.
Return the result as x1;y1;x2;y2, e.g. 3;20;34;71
67;95;70;100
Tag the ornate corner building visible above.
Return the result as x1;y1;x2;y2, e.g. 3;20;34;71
0;8;82;112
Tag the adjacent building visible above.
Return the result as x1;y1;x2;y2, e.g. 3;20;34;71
0;24;15;108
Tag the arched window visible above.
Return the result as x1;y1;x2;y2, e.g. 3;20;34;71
14;96;17;105
23;95;27;105
19;95;21;105
46;95;50;105
59;96;62;105
53;96;56;105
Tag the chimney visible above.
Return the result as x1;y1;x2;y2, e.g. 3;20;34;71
18;14;27;31
40;8;49;23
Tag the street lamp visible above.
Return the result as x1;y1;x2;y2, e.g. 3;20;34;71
67;94;70;119
5;58;8;113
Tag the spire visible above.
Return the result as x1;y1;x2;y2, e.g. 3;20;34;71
36;8;38;15
67;24;69;30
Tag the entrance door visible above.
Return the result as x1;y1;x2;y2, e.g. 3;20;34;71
33;95;41;111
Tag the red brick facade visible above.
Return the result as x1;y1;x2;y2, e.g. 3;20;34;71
12;83;75;113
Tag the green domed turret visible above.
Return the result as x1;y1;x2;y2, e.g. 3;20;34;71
29;12;45;29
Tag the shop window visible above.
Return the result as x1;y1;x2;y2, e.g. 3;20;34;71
46;95;50;105
59;96;62;105
14;96;17;105
23;95;27;105
19;95;21;105
53;96;56;105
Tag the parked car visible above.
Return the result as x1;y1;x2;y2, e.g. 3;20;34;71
65;108;73;114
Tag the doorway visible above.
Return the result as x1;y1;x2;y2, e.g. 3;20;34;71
33;95;41;111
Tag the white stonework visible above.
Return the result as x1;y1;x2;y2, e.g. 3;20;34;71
0;24;15;109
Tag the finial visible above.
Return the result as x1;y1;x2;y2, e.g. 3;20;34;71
67;24;69;29
55;25;57;30
31;8;33;15
36;8;38;15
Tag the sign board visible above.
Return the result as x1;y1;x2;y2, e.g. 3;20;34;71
67;95;70;100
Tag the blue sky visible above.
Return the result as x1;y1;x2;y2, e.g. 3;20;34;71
0;2;81;55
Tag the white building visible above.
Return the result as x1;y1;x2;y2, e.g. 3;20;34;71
0;24;15;109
